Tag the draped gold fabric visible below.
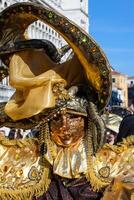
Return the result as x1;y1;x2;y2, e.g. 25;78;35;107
5;49;87;120
5;50;66;120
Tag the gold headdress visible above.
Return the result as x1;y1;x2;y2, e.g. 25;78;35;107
0;2;111;120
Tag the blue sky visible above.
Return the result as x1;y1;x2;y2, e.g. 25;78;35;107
89;0;134;76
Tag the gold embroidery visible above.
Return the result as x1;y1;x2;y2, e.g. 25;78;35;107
28;166;40;181
98;166;110;178
0;138;51;200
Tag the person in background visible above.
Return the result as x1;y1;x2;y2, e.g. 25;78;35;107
26;129;40;138
127;99;134;114
102;113;122;144
0;130;6;139
8;128;16;140
106;130;117;145
116;114;134;143
15;129;23;139
8;128;23;139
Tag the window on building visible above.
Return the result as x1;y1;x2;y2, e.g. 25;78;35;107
42;32;45;39
46;33;48;39
52;37;54;43
112;78;116;83
58;0;61;7
131;81;133;84
4;2;7;8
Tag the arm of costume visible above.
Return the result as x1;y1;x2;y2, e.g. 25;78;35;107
87;136;134;199
0;138;51;200
102;176;134;200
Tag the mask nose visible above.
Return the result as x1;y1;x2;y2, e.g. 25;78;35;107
60;115;68;131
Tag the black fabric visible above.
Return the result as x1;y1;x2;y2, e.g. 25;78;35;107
116;114;134;143
33;176;102;200
0;39;60;63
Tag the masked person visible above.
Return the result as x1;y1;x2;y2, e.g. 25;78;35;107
0;3;133;200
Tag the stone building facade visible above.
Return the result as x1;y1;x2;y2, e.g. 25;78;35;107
111;70;128;107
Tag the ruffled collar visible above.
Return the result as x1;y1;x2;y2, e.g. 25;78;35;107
44;139;88;179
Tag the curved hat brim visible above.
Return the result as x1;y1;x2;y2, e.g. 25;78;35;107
0;2;112;111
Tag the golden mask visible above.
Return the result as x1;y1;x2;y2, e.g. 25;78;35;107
50;111;85;147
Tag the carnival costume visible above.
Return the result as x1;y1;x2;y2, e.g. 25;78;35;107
0;3;133;200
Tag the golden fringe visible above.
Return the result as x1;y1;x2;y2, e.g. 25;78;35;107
0;160;51;200
85;121;109;191
86;170;110;191
85;152;110;191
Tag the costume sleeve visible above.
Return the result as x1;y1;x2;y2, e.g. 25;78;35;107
102;176;134;200
87;136;134;193
0;138;51;200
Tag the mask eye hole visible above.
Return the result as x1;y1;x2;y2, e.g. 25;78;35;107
52;113;62;121
68;114;78;119
53;116;60;121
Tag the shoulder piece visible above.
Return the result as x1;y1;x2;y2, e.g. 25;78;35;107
86;136;134;191
0;138;51;200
